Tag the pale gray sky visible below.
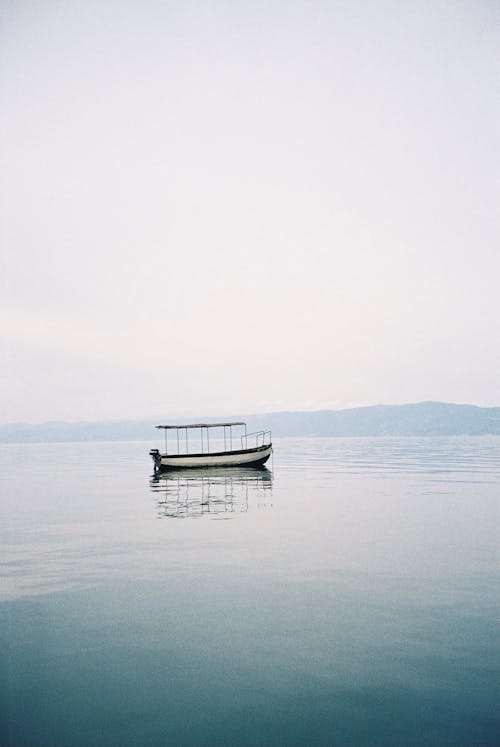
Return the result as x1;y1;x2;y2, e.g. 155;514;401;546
1;0;498;423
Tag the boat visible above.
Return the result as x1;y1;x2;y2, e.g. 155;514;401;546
149;421;272;471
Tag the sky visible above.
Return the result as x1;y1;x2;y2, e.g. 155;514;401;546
1;0;498;424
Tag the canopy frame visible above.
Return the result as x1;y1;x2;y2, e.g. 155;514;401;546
156;422;248;456
155;422;245;429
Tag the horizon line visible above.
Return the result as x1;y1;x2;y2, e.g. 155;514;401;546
1;400;499;428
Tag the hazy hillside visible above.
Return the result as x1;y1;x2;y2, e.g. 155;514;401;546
247;402;500;437
1;402;499;443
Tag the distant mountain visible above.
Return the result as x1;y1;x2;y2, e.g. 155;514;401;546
1;402;499;443
246;402;500;437
0;419;156;444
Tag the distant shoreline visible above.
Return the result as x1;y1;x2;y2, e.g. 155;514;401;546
1;402;499;443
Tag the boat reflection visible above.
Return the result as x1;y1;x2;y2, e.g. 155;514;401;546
150;466;273;519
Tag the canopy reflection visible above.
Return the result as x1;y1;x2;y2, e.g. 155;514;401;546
150;465;273;519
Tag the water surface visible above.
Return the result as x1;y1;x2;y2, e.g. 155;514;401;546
1;437;498;746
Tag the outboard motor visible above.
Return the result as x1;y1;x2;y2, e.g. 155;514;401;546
149;448;161;471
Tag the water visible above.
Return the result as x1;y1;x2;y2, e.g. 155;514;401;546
1;437;498;747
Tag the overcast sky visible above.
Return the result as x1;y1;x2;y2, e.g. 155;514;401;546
1;0;498;423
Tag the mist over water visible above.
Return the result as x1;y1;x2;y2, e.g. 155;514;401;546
1;437;498;746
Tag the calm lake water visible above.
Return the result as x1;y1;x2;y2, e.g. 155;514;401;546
1;437;499;747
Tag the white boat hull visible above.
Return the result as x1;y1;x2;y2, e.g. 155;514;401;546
154;444;272;470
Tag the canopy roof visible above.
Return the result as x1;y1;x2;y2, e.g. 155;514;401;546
156;421;246;430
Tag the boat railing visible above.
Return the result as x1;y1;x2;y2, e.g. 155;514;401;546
154;422;271;457
241;430;272;450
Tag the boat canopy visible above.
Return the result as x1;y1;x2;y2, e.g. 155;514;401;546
156;422;246;430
